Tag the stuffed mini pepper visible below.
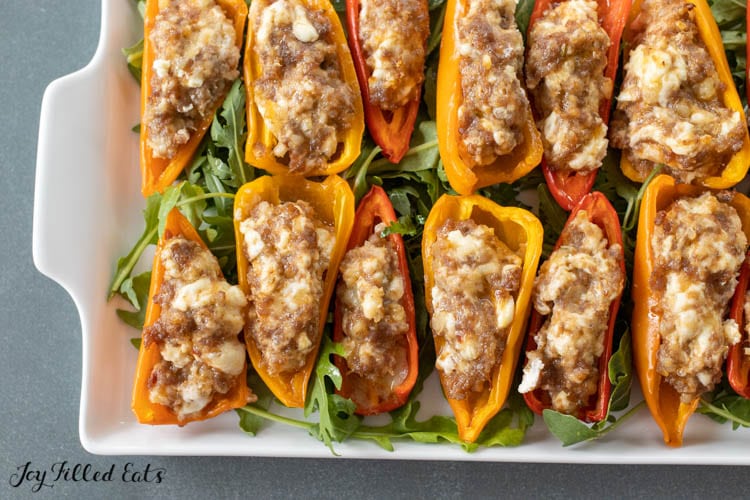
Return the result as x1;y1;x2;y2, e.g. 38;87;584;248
610;0;750;188
140;0;247;196
233;175;354;408
632;174;750;446
244;0;364;176
525;0;630;210
334;186;418;414
519;192;625;421
132;209;254;425
436;0;543;195
423;194;542;442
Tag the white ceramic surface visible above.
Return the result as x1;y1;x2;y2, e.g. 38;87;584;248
32;0;750;462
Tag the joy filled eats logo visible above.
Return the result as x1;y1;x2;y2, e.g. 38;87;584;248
8;461;165;492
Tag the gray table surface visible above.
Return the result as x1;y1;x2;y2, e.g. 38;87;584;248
1;0;747;498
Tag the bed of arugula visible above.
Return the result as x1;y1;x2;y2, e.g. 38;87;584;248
110;0;750;453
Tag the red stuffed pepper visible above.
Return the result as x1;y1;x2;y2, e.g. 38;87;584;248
333;186;419;414
525;0;631;210
345;0;430;163
519;192;625;422
728;252;750;399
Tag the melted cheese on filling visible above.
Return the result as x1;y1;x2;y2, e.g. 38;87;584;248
518;212;624;414
430;218;522;400
652;192;746;402
239;200;335;375
145;0;239;159
145;237;248;420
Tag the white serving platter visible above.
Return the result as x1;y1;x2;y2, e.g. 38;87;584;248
32;0;750;462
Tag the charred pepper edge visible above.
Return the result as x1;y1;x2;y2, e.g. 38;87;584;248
333;185;419;415
436;0;543;196
243;0;365;176
522;191;625;423
131;208;252;425
422;193;543;442
345;0;423;163
527;0;631;211
617;0;750;189
631;174;750;446
232;175;355;408
139;0;248;197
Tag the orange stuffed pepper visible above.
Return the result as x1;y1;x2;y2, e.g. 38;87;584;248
244;0;364;177
436;0;543;195
233;175;354;408
132;208;253;425
140;0;248;196
423;194;542;442
611;0;750;189
632;175;750;446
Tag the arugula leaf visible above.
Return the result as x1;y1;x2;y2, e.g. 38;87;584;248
426;1;447;56
698;377;750;429
237;373;276;436
607;327;633;413
303;335;361;453
157;182;186;237
476;392;534;447
108;193;161;299
210;79;253;186
536;184;568;258
710;0;746;27
515;0;536;42
343;137;381;201
122;38;143;82
130;338;142;350
368;121;440;175
116;271;152;330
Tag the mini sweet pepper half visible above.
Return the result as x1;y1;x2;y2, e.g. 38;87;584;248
423;194;543;442
345;0;427;163
527;0;631;210
436;0;543;195
139;0;248;196
132;208;252;424
632;174;750;446
728;252;750;399
333;185;419;415
244;0;364;176
233;175;355;408
522;191;625;422
618;0;750;189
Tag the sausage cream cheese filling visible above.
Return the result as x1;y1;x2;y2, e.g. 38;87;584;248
652;192;747;402
239;200;335;375
609;0;745;183
252;0;356;174
430;218;523;400
143;237;249;421
145;0;240;160
336;224;409;402
518;211;624;414
358;0;429;110
456;0;530;167
525;0;612;175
